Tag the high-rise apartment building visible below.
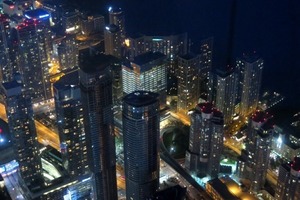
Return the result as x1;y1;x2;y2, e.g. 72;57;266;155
237;110;273;193
79;52;117;200
185;102;224;178
0;14;12;83
122;51;167;107
16;19;52;102
104;24;122;58
53;71;88;178
275;157;300;200
108;7;125;37
1;81;43;188
57;34;78;70
236;54;263;116
125;33;188;61
177;53;200;115
212;68;237;125
122;91;160;200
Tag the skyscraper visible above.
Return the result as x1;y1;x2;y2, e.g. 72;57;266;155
53;71;88;178
275;157;300;200
57;34;78;71
177;53;200;115
122;91;160;200
16;19;52;102
108;7;125;37
104;24;122;58
79;52;117;200
0;14;11;83
236;54;263;116
237;110;273;193
185;102;224;178
1;81;43;188
212;68;237;125
122;51;167;107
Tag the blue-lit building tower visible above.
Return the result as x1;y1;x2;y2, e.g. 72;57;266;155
1;81;43;189
122;91;160;200
79;52;117;200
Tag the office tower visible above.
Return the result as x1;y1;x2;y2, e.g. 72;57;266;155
16;19;52;102
57;34;78;70
53;71;88;178
236;54;263;116
275;157;300;200
0;14;11;83
185;102;224;178
122;51;167;107
122;91;160;200
1;81;42;188
212;68;237;125
104;24;122;58
177;53;200;115
237;111;273;193
108;7;125;37
79;52;117;200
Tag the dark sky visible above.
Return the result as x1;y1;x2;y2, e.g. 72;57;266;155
74;0;300;110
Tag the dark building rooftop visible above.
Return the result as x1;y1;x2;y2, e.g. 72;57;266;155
207;178;239;200
79;52;119;73
123;91;159;107
53;71;79;91
150;185;186;200
179;52;197;60
133;51;166;66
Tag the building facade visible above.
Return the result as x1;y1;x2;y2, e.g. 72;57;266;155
275;157;300;200
185;102;224;178
237;111;273;193
122;51;167;107
16;19;52;102
79;52;117;200
104;24;122;58
2;81;43;188
212;68;237;125
236;54;263;116
0;14;12;83
53;71;88;178
122;91;160;200
177;53;200;115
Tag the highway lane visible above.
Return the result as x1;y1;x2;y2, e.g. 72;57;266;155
0;103;60;151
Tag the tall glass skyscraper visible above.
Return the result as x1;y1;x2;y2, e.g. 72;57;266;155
1;81;43;188
79;52;117;200
53;71;88;178
122;91;160;200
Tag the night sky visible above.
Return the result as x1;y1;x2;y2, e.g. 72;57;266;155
73;0;300;111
